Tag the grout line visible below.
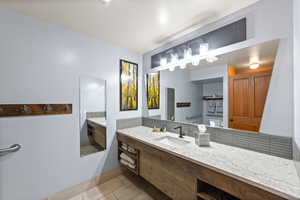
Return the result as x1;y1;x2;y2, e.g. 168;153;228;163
112;192;119;200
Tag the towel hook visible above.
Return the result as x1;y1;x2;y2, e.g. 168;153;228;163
65;104;69;111
19;105;30;113
43;104;53;112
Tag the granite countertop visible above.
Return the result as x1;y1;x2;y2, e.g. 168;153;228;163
87;117;106;127
117;126;300;200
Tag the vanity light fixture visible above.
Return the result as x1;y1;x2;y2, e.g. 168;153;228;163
249;63;260;69
157;45;219;71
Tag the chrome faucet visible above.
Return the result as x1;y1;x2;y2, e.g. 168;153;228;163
174;126;185;138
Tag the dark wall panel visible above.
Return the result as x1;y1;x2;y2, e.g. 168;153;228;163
151;18;247;69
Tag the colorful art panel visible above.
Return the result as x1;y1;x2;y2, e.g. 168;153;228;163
120;60;138;111
147;72;160;109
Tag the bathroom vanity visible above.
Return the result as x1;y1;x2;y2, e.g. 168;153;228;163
117;126;300;200
87;118;107;150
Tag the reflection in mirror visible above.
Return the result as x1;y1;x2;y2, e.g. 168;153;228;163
80;76;107;157
192;78;224;127
166;88;175;121
146;40;278;133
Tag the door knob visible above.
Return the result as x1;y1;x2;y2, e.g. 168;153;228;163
0;144;21;156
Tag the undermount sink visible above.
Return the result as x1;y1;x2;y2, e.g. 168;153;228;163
155;136;190;147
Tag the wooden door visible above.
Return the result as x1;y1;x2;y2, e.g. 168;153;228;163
229;70;272;132
229;74;255;131
253;71;272;123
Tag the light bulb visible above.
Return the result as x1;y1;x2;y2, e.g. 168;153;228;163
184;48;192;60
199;43;209;56
160;58;167;66
171;54;178;64
192;57;200;66
169;66;176;71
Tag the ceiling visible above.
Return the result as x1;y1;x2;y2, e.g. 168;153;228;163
0;0;259;53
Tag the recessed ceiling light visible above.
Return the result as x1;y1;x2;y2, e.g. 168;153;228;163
100;0;111;5
158;12;168;25
249;63;260;69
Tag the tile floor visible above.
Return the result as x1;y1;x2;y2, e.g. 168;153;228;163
68;173;171;200
80;144;100;156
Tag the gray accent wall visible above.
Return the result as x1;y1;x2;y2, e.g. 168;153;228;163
86;111;106;118
142;117;293;159
116;117;142;129
293;141;300;177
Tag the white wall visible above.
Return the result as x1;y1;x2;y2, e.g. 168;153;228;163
260;39;293;136
0;9;143;200
293;0;300;174
294;0;300;147
143;0;293;137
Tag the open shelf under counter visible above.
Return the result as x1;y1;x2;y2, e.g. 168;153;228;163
197;179;240;200
117;141;139;175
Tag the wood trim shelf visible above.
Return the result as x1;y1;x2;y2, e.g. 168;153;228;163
0;104;72;117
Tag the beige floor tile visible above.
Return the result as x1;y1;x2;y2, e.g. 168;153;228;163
132;192;154;200
67;174;170;200
113;184;142;200
80;145;99;157
95;177;125;196
68;194;85;200
117;175;133;186
96;194;117;200
85;187;105;200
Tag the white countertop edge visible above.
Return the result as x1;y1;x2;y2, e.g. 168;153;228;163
87;118;106;127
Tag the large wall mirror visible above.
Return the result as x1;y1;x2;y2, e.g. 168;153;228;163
145;39;280;134
80;76;107;157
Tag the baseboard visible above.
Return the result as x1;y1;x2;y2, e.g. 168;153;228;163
43;167;122;200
